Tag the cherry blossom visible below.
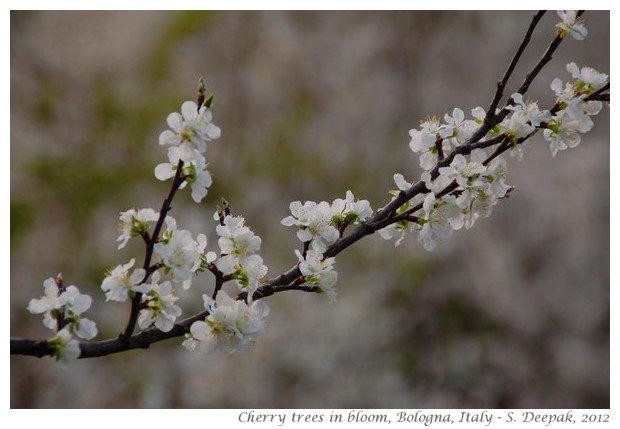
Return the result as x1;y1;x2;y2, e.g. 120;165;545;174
556;11;588;41
281;201;339;253
159;100;221;162
101;258;146;303
295;249;338;303
543;112;582;156
415;193;459;251
116;208;159;249
408;128;440;170
135;272;182;332
182;291;270;354
47;328;81;363
330;190;373;228
155;229;210;289
441;107;477;148
28;278;97;340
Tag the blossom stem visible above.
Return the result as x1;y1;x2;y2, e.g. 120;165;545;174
486;11;546;121
586;83;610;102
435;138;445;161
211;269;224;300
122;160;186;339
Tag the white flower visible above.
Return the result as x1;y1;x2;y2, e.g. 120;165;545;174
393;173;413;192
551;78;577;105
420;116;443;136
70;318;97;341
295;249;338;303
506;93;551;127
330;190;373;226
565;99;601;133
159;101;221;161
415;193;458;251
155;229;208;289
217;254;268;302
501;109;536;143
281;201;339;253
29;278;98;340
185;164;213;203
409;128;443;170
116;208;159;249
47;327;81;364
101;258;146;303
241;255;268;294
214;214;266;299
471;106;486;123
550;64;606;134
214;254;236;276
378;222;416;247
216;215;262;258
567;62;608;94
484;156;511;199
441;108;477;147
556;11;587;40
239;254;268;298
234;298;270;339
438;151;487;209
135;273;182;333
28;278;66;317
183;291;270;354
281;201;317;228
543;113;582;157
154;147;213;203
182;320;215;353
61;286;97;340
450;190;495;231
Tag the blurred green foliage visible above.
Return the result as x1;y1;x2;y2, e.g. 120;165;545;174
144;11;217;84
10;200;37;248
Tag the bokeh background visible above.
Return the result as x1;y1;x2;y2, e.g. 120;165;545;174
10;11;609;408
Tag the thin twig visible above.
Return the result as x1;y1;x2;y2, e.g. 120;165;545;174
122;160;185;339
486;11;546;120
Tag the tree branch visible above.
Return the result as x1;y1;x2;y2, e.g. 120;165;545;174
122;160;186;339
486;11;546;120
11;11;608;361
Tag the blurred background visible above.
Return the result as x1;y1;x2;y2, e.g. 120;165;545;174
10;11;609;408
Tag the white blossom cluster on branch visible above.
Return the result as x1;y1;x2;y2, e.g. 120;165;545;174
15;11;609;363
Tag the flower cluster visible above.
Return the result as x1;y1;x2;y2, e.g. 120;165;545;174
155;100;221;202
154;216;213;290
102;215;216;332
101;258;145;302
182;291;270;354
409;109;479;170
214;213;267;302
281;191;371;301
282;190;373;253
295;249;338;303
96;90;266;350
380;144;512;251
135;272;182;332
97;97;223;339
387;86;563;249
380;12;610;252
545;62;608;156
28;277;97;362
